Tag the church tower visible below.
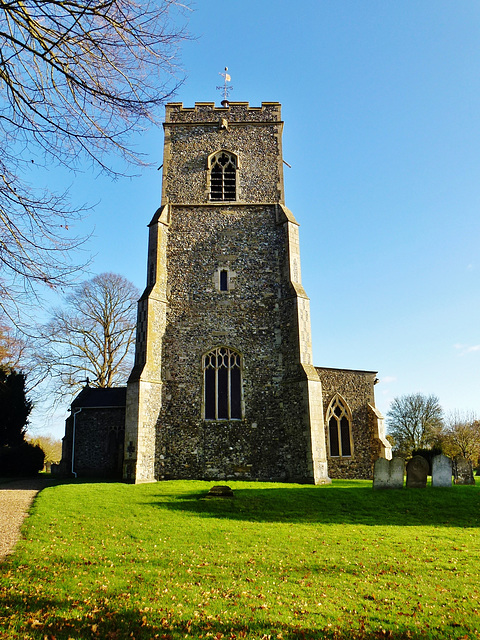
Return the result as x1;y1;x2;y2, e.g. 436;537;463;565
124;101;330;484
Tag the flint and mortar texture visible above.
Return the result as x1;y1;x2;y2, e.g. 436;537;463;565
125;102;329;484
60;103;386;481
124;101;385;484
317;367;390;479
61;388;126;478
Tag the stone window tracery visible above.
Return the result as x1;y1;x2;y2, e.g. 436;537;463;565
203;347;242;420
209;150;237;201
326;395;353;458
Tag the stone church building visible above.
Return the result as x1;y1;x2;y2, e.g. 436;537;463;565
61;101;391;482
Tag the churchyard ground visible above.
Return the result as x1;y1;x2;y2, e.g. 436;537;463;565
1;479;479;639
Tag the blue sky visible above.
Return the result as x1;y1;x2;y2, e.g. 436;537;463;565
29;1;480;437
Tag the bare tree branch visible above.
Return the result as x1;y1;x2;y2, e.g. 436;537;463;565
440;410;480;464
0;0;188;316
0;321;26;369
0;0;187;164
386;393;444;457
36;272;139;400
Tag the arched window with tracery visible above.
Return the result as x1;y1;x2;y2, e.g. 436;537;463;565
209;151;237;201
203;347;242;420
326;395;353;457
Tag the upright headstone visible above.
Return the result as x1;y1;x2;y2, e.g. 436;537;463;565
431;454;452;487
453;456;475;485
406;455;429;488
373;457;404;489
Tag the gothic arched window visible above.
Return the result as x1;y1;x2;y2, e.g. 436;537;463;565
326;395;353;458
203;347;242;420
209;151;237;201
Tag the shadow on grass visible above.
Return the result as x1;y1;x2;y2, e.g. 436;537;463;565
0;476;123;491
0;592;467;640
146;483;480;528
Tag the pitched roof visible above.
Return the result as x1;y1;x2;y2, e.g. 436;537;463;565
70;386;127;409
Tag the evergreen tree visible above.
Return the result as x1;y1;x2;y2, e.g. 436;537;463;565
0;369;32;447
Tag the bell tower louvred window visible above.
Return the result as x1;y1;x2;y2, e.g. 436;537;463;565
209;151;237;201
203;347;242;420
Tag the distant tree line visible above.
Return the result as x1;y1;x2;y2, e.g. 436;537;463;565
387;392;480;467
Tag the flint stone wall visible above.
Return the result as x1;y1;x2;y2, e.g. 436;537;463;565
125;102;376;484
154;202;314;482
316;367;379;479
63;407;125;478
163;102;284;205
146;103;320;483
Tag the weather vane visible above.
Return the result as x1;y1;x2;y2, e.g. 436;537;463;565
216;67;233;105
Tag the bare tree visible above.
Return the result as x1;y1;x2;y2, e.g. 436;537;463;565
440;411;480;464
27;434;62;466
386;393;444;457
37;272;139;398
0;322;24;370
0;317;48;397
0;0;188;315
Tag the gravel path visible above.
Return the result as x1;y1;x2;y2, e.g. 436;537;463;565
0;477;52;561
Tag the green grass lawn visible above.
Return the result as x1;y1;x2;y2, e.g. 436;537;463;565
1;479;480;639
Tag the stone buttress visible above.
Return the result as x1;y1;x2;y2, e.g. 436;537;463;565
124;101;330;484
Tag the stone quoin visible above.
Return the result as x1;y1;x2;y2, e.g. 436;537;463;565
61;101;391;482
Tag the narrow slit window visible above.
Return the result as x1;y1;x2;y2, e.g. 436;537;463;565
203;347;242;420
220;269;228;291
209;151;237;201
326;396;353;458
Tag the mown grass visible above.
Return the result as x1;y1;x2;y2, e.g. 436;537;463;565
1;479;480;639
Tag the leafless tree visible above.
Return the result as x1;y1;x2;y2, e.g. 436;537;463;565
440;411;480;464
0;321;26;370
37;272;139;398
27;434;62;466
0;0;188;316
0;317;49;399
386;393;444;457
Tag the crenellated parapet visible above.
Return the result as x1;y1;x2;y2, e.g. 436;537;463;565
165;102;282;124
162;102;285;205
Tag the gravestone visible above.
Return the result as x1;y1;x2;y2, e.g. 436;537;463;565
431;454;452;487
406;455;429;488
206;485;234;498
453;457;475;485
373;457;404;489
